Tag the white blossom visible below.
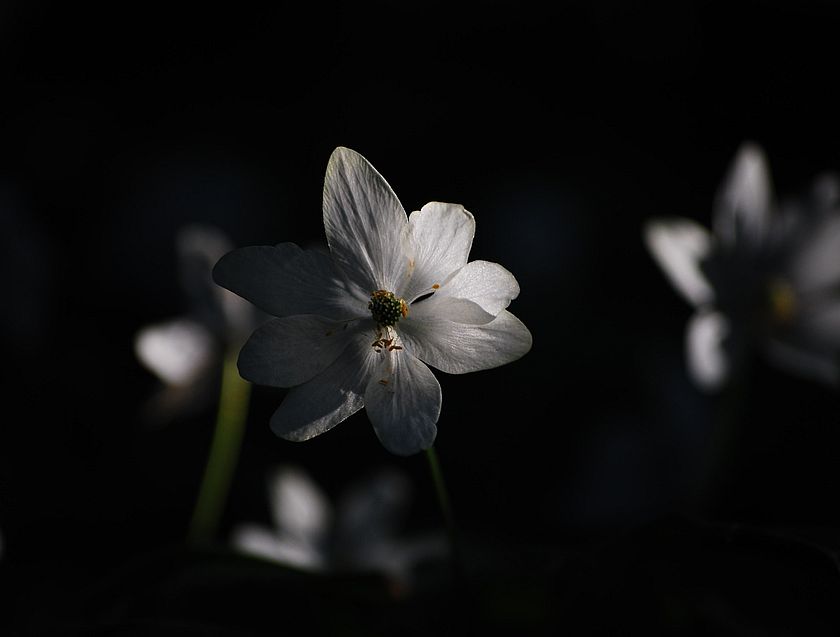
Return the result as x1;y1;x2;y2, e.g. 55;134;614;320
214;147;532;454
645;143;840;390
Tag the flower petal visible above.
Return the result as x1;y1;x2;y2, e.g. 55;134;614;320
134;318;216;385
322;147;411;293
411;260;519;319
788;216;840;296
270;336;377;442
408;295;494;325
364;352;441;456
238;316;356;388
713;142;773;250
402;202;475;302
335;469;410;552
213;243;368;320
230;524;324;570
644;218;714;307
685;310;730;391
400;309;532;374
765;339;840;385
268;466;331;546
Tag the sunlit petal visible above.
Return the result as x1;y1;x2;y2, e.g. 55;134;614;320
268;466;332;546
400;309;532;374
402;202;475;302
270;336;377;441
364;352;440;455
231;524;324;570
323;147;411;293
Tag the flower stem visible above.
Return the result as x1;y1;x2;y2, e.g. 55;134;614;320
425;445;461;577
187;351;251;547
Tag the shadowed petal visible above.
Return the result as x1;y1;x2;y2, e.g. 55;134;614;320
270;336;377;442
713;142;773;250
686;310;730;391
409;295;494;325
789;216;840;295
400;309;532;374
364;352;440;456
323;147;411;293
238;316;357;388
644;218;714;307
335;469;410;553
213;243;367;320
402;202;475;302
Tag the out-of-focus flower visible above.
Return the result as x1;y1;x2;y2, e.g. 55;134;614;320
645;143;840;390
214;147;532;455
231;466;447;592
134;225;259;424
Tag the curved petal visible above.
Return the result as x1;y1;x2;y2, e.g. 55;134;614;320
402;202;475;302
400;309;532;374
230;524;324;571
238;316;357;388
270;335;378;442
411;260;519;319
268;466;331;545
644;218;714;307
213;243;368;320
408;295;494;325
685;310;730;391
364;351;440;456
322;147;411;293
788;216;840;295
134;318;216;385
713;142;773;250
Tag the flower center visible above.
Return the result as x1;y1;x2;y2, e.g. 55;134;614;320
368;289;408;327
768;279;797;325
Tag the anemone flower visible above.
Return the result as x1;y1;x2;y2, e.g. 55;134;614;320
134;224;259;424
214;147;532;455
232;466;446;592
645;143;840;390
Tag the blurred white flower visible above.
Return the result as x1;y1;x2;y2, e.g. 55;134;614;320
232;466;447;592
645;143;840;390
214;147;532;455
134;224;259;423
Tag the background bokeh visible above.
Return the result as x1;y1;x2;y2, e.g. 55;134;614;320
3;2;840;634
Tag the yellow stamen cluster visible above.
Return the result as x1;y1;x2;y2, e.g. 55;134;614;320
368;290;408;327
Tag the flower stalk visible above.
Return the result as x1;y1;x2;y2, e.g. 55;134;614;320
187;350;251;546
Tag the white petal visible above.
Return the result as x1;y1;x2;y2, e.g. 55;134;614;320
230;524;324;571
364;352;441;456
134;318;216;385
238;316;356;388
270;335;377;442
765;340;840;385
400;309;532;374
411;260;519;320
643;218;714;307
788;216;840;295
713;142;773;249
408;295;494;325
796;301;840;349
268;466;331;546
213;243;368;320
402;202;475;302
685;310;730;391
322;147;411;293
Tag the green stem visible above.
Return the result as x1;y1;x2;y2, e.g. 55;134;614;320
187;351;251;547
425;446;461;576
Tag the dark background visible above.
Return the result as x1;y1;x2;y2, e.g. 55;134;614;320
3;1;840;634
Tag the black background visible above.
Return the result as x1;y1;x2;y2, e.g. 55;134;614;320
3;2;840;634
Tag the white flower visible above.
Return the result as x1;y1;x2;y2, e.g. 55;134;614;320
644;142;840;390
134;224;259;423
214;147;532;455
231;466;447;590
